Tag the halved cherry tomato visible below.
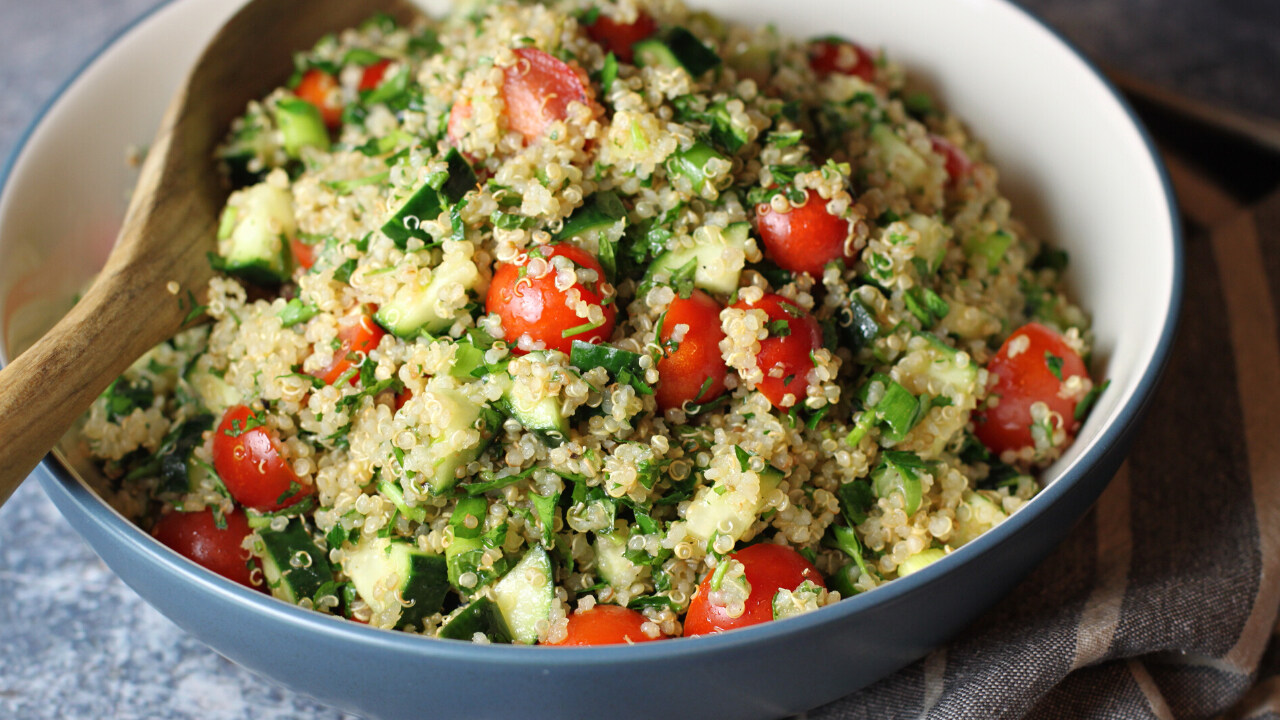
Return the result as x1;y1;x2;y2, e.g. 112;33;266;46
683;543;825;636
930;134;972;185
808;38;875;82
212;405;312;512
974;323;1089;458
502;47;596;143
486;244;615;355
585;11;657;63
755;189;853;276
294;68;343;129
549;605;664;646
290;235;318;271
153;507;259;590
656;289;728;412
359;59;392;92
312;312;387;386
729;293;823;409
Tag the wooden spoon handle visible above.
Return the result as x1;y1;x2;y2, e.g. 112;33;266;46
0;240;202;506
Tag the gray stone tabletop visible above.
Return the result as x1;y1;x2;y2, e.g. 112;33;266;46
0;1;1276;719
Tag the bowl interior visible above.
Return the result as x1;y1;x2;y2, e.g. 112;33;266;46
0;0;1176;653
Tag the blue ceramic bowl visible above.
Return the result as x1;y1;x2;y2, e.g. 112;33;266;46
0;0;1181;718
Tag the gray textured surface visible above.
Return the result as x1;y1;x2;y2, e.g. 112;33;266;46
0;1;1275;719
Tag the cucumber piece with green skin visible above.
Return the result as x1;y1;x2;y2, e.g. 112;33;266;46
256;519;334;604
382;148;477;248
595;530;643;593
415;388;501;495
374;251;481;338
491;545;555;644
898;547;946;576
274;98;330;158
682;447;784;551
438;596;513;643
489;369;569;447
870;124;930;190
343;533;449;630
634;28;722;77
554;191;627;243
646;221;751;296
665;141;728;196
217;181;295;285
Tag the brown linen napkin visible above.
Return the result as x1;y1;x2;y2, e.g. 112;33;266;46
806;153;1280;719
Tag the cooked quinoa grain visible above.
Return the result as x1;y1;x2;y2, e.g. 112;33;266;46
83;0;1100;644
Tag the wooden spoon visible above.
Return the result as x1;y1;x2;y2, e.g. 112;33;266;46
0;0;422;506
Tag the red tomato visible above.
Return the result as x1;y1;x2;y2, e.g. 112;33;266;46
755;189;853;276
394;388;413;411
974;323;1090;458
294;68;343;129
486;244;616;355
502;47;597;143
656;290;729;412
729;293;823;410
153;507;258;590
549;605;664;646
289;236;317;271
212;405;312;512
313;312;387;386
359;59;392;92
684;543;825;636
446;99;474;147
585;11;658;63
808;39;875;82
930;135;972;185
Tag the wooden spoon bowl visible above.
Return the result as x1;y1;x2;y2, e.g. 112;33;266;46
0;0;420;506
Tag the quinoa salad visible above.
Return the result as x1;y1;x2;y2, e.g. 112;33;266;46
80;0;1104;645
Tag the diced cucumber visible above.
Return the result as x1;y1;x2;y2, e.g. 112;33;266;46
950;490;1007;547
595;530;642;593
964;230;1013;273
374;251;481;338
382;148;477;248
870;124;930;190
491;546;555;644
377;477;427;523
438;597;513;643
274;98;330;158
256;519;334;604
490;370;569;447
416;389;500;495
897;547;946;577
343;533;449;630
187;369;241;416
665;141;728;196
646;221;751;296
906;214;950;275
554;191;628;243
217;181;295;285
634;28;722;77
682;447;784;550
